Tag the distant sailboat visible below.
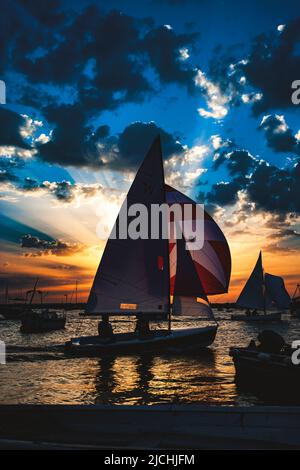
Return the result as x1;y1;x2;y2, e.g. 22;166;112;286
291;284;300;317
232;251;290;321
66;136;231;355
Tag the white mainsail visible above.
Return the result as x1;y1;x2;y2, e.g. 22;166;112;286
172;295;215;319
236;252;265;310
86;136;170;315
265;273;291;310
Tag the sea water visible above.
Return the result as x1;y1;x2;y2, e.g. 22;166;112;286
0;310;299;406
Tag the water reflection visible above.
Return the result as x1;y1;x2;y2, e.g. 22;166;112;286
1;312;300;405
93;350;216;405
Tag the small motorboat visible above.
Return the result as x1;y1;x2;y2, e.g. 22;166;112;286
20;309;66;333
230;330;300;394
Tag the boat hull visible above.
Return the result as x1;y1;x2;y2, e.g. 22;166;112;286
65;326;217;356
231;312;282;322
20;317;66;333
230;347;300;395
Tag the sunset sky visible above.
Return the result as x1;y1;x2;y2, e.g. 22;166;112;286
0;0;299;303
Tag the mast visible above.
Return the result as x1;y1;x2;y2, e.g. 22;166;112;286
293;284;300;299
262;252;267;315
28;278;39;305
4;282;8;305
159;141;171;332
75;280;78;305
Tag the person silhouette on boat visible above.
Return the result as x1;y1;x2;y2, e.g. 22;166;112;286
98;314;114;340
135;315;151;339
257;330;285;354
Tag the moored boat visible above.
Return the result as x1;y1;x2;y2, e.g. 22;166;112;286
66;136;231;356
291;284;300;317
231;312;282;322
230;330;300;396
19;278;66;333
231;252;290;322
20;309;66;333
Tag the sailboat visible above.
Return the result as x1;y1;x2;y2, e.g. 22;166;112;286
231;252;290;322
20;279;66;333
66;136;231;355
291;284;300;317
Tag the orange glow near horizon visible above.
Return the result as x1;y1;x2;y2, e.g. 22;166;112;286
1;213;299;304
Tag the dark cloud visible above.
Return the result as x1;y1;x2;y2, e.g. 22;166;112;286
21;234;84;256
208;17;300;115
202;148;300;215
151;0;206;4
244;17;300;114
247;160;300;214
208;44;245;106
17;0;66;27
0;0;56;77
2;2;198;168
36;104;110;167
37;118;184;168
0;108;30;148
203;178;245;206
16;6;197;108
22;177;104;203
259;114;300;154
117;122;184;167
0;169;19;183
268;228;300;239
0;156;25;182
213;149;257;176
143;25;197;86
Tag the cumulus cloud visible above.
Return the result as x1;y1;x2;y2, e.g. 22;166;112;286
202;144;300;216
21;178;111;205
259;114;300;154
21;234;84;256
143;25;197;85
37;118;185;169
207;17;300;115
13;5;197;108
165;143;209;189
195;70;229;119
1;2;200;170
0;108;31;149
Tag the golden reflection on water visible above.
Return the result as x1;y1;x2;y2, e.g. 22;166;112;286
0;312;299;405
